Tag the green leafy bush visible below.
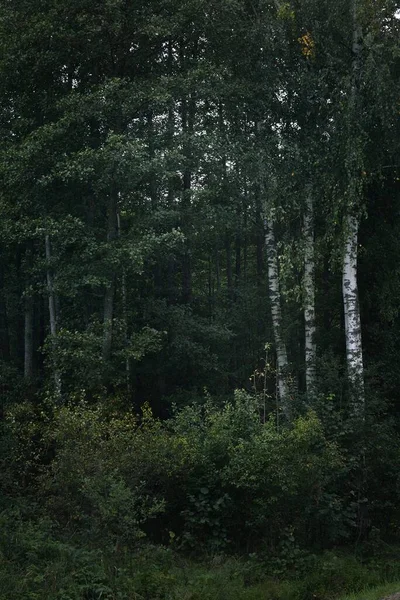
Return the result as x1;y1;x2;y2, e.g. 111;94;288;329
34;391;346;553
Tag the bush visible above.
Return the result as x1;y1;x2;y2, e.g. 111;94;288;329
33;391;346;553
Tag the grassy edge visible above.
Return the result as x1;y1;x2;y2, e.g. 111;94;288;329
339;581;400;600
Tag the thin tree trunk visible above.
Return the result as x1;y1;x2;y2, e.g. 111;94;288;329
225;232;233;294
215;242;220;292
102;283;115;363
264;216;291;420
254;123;264;288
243;198;248;281
0;294;9;362
148;111;162;296
208;255;213;319
45;236;57;339
166;38;175;207
102;189;118;362
23;243;34;379
45;234;61;398
166;38;177;301
303;185;316;398
24;294;34;379
180;89;194;304
117;212;131;396
235;214;241;285
122;269;131;394
255;190;264;287
179;37;197;304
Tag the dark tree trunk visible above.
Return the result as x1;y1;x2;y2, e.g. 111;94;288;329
225;232;232;293
24;293;34;379
0;265;10;362
45;235;61;398
102;188;118;362
255;191;264;287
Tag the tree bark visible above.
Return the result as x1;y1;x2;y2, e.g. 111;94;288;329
243;198;248;281
264;215;291;420
342;213;364;414
24;293;34;379
117;212;131;396
215;242;221;292
303;185;317;398
102;189;118;362
180;90;194;304
45;236;57;339
23;243;34;379
225;232;233;294
342;0;364;415
179;38;197;304
45;234;61;398
235;214;241;285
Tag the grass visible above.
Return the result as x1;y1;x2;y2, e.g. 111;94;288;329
338;581;400;600
1;546;400;600
2;509;400;600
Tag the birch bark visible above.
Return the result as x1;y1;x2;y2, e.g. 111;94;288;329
342;0;365;415
303;185;316;398
264;215;291;420
342;213;364;413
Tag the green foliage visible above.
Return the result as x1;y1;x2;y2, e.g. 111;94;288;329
1;509;400;600
0;2;400;598
0;506;114;600
4;387;400;560
12;392;342;553
41;403;168;546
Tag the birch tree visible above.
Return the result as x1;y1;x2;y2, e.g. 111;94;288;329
303;184;317;398
342;0;365;415
264;209;291;421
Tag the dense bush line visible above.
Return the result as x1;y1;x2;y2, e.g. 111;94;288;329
2;391;399;553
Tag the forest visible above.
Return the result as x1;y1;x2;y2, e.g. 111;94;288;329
0;0;400;598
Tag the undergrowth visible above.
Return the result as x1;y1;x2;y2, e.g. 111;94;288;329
1;393;400;599
1;504;400;600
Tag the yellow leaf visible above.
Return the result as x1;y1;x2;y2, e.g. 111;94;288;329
298;32;315;59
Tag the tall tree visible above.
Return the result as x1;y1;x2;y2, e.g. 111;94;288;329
303;183;316;397
342;0;365;416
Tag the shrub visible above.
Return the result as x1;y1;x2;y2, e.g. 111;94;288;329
28;391;346;552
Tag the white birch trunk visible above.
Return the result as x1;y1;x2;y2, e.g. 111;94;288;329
303;185;316;398
342;0;365;415
342;213;364;415
45;234;61;398
264;215;291;420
